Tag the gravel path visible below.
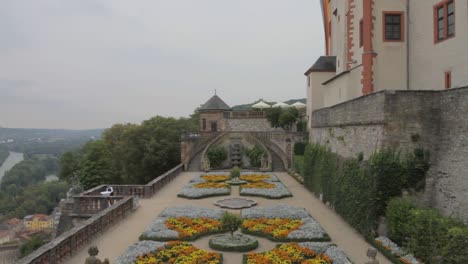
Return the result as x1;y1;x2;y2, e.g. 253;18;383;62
67;172;392;264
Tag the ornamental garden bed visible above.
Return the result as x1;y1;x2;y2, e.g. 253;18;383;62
243;242;351;264
239;173;292;199
140;205;226;241
177;174;231;199
115;240;223;264
241;205;330;242
372;236;423;264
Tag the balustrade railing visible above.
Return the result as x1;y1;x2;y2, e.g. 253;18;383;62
19;164;184;264
18;197;134;264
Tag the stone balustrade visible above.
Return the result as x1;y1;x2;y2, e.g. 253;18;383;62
17;197;134;264
18;164;184;264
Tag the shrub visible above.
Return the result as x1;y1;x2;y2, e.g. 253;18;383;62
293;142;307;155
221;212;243;237
386;197;417;245
246;145;265;168
293;155;304;176
207;146;227;168
302;143;430;237
441;226;468;263
386;197;468;263
230;167;241;179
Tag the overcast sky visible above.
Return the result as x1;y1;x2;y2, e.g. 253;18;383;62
0;0;324;129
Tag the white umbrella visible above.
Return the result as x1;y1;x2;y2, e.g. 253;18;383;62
292;102;306;109
252;101;271;109
272;102;290;108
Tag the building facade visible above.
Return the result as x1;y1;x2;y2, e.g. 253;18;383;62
306;0;468;123
24;215;53;231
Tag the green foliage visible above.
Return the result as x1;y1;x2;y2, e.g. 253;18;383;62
303;143;430;237
58;115;198;189
404;148;430;191
441;226;468;263
230;167;240;179
221;212;243;237
279;108;299;130
0;180;70;220
266;107;300;130
246;145;265;168
369;150;406;217
207;146;227;168
386;197;417;244
293;142;307;155
386;197;468;263
19;235;47;257
79;140;119;190
1;155;59;189
266;108;282;128
293;155;304;176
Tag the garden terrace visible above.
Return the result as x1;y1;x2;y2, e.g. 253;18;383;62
20;170;393;264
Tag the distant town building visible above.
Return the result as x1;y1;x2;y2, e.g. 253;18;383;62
24;214;54;231
0;230;13;244
5;218;23;232
306;0;468;119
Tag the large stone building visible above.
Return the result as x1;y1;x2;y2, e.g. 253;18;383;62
306;0;468;116
305;0;468;221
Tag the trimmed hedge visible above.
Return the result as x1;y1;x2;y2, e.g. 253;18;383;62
209;235;259;252
139;229;226;242
293;142;307;155
386;197;468;263
293;155;304;176
302;143;430;237
240;228;331;243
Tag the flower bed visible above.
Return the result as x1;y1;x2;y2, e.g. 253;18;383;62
241;205;329;242
140;206;225;241
239;173;291;199
240;174;271;182
240;181;292;199
241;181;275;189
165;217;222;239
178;174;231;199
242;218;302;239
243;243;332;264
115;241;222;264
373;236;423;264
194;182;229;189
201;175;230;182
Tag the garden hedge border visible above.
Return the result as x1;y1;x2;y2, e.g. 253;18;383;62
240;228;330;243
209;236;259;252
139;229;226;242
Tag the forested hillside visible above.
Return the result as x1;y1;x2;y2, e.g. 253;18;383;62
59;115;198;189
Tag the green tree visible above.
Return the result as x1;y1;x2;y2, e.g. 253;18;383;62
266;107;283;128
279;108;299;130
221;212;243;238
79;140;118;190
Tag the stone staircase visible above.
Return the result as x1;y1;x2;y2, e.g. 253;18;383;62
230;144;242;168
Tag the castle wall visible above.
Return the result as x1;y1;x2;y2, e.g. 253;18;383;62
226;118;280;132
310;87;468;220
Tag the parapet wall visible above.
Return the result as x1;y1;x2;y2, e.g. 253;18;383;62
310;87;468;221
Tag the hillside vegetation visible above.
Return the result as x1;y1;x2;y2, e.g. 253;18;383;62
59;115;198;189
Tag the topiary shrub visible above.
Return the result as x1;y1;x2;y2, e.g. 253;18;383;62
230;167;241;179
207;146;227;168
221;212;243;238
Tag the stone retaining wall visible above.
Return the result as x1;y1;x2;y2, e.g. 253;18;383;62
310;87;468;221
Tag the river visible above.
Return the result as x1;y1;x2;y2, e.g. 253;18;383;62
0;152;24;183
